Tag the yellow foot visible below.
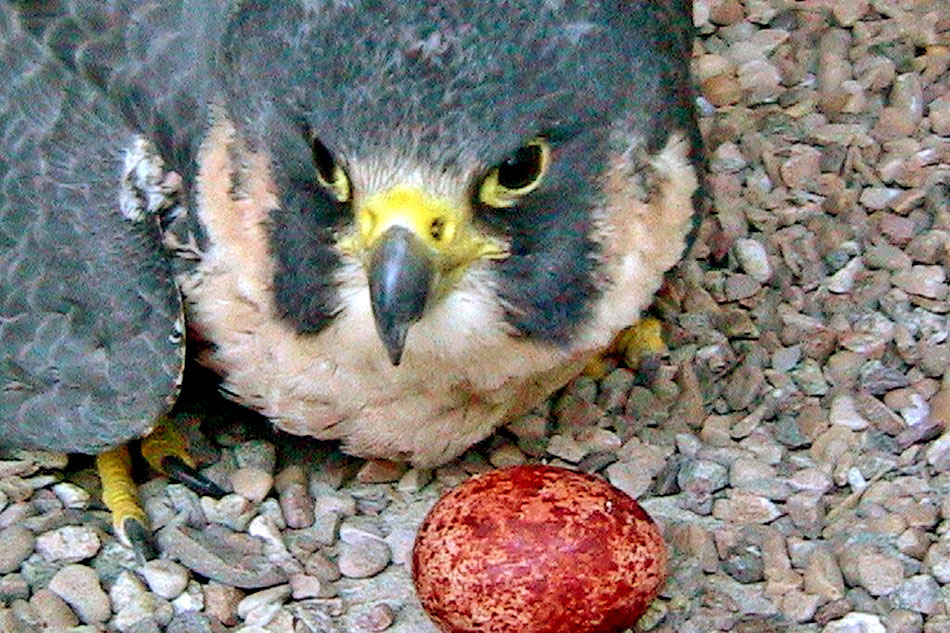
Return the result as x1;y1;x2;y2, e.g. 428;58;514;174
140;420;225;498
615;316;667;369
96;420;223;558
582;316;667;379
96;445;153;557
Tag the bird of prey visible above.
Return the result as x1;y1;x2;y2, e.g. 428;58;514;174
1;0;701;483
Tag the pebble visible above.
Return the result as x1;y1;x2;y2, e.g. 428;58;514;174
821;613;886;633
47;564;111;624
896;574;941;615
142;559;190;600
893;266;948;300
232;441;276;474
734;238;772;283
288;574;336;600
712;492;782;524
0;526;35;574
236;585;291;620
356;460;408;484
782;590;822;623
337;539;391;579
545;434;587;463
829;395;869;430
202;583;243;626
112;594;174;633
51;482;90;509
229;468;274;504
804;546;845;601
850;551;905;596
30;587;79;628
355;603;396;632
926;430;950;471
35;525;100;563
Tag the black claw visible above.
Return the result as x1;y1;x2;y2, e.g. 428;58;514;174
161;455;227;497
123;517;158;561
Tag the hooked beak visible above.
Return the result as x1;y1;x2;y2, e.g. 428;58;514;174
367;226;433;365
338;183;508;365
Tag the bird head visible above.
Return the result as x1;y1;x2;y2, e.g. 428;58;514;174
215;0;694;365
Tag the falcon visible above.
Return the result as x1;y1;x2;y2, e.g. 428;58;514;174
0;0;702;539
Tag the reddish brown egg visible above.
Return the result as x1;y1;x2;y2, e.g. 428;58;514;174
412;464;667;633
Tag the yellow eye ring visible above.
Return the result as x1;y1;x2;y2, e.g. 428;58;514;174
316;163;351;203
312;136;351;203
479;138;551;208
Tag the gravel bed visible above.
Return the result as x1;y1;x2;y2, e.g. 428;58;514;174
2;0;950;631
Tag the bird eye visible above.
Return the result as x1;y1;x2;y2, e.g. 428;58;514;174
479;138;550;208
312;136;350;202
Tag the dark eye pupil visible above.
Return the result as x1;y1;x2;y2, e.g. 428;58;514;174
496;144;543;190
312;137;336;182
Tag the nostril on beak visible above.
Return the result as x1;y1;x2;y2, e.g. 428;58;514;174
430;217;445;242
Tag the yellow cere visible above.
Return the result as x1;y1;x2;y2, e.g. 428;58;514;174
339;184;509;274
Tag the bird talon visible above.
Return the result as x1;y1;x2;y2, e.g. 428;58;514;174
161;455;226;498
119;516;157;561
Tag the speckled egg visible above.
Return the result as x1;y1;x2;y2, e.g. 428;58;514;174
412;464;667;633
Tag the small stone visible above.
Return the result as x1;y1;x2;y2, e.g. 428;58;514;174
356;460;407;484
893;266;948;300
0;573;29;601
701;74;743;106
236;584;291;620
51;483;90;509
167;612;215;633
0;526;35;574
709;0;744;24
738;60;781;104
47;564;111;624
930;94;950;136
232;440;276;474
488;444;527;469
853;552;905;596
780;146;822;190
712;492;782;524
337;539;391;579
289;573;336;600
821;612;886;633
171;580;204;614
201;494;255;531
229;468;273;504
202;583;243;626
825;258;864;294
112;594;174;633
142;559;190;600
925;539;950;583
545;434;588;463
782;590;822;623
805;547;846;601
36;525;100;563
30;587;79;628
725;273;761;301
883;610;923;633
832;0;867;26
279;482;315;529
926;430;950;471
829;395;869;430
735;238;772;283
722;544;764;583
355;603;396;632
895;575;941;615
710;142;748;173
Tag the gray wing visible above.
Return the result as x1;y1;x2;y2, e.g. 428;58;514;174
0;2;222;453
